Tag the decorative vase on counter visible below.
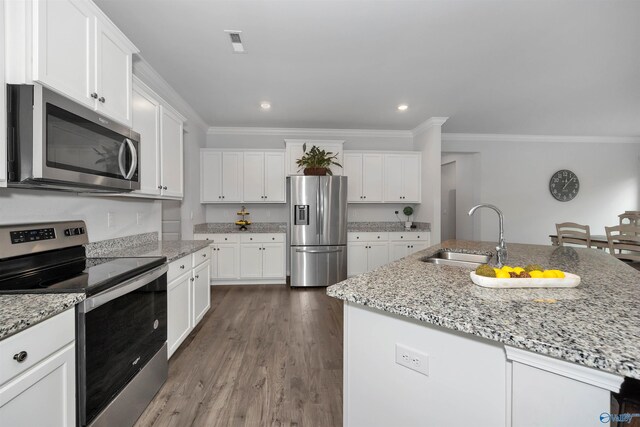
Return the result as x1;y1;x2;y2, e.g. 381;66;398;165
235;206;251;231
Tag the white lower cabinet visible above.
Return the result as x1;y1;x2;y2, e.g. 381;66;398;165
167;251;211;359
348;231;430;276
0;310;76;427
195;233;286;284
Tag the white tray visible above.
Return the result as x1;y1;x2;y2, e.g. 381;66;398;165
470;271;581;289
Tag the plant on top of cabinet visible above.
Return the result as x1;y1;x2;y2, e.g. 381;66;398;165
296;144;343;176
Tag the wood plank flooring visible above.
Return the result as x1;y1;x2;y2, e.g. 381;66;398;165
135;285;343;427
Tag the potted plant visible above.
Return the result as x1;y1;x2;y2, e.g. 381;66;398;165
296;143;342;176
403;206;414;229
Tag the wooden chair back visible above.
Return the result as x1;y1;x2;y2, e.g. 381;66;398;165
605;224;640;263
556;222;591;248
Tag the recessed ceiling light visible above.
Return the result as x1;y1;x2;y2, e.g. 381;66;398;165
260;102;271;110
397;104;409;111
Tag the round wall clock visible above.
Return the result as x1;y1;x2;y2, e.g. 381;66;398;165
549;169;579;202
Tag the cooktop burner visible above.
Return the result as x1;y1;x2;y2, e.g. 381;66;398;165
0;256;166;296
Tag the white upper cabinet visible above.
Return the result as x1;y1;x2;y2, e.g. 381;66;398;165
160;106;184;198
7;0;138;126
201;150;243;203
383;153;421;203
130;78;185;199
284;139;344;176
344;153;384;202
243;151;286;203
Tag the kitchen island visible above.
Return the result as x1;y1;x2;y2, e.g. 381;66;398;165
327;240;640;427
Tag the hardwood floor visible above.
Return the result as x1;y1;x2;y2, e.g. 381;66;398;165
135;285;344;427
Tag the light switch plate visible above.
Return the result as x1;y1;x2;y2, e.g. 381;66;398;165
396;343;429;376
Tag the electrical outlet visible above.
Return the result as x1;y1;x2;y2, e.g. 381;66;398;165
136;212;144;225
107;212;115;228
396;343;429;376
395;210;399;214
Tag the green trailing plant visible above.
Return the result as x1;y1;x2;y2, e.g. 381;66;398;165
403;206;414;220
296;143;342;175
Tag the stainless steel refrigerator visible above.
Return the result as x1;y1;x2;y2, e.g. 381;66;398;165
288;176;348;287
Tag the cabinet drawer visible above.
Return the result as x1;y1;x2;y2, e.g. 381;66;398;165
0;309;75;386
168;255;191;282
192;248;210;267
388;232;429;242
194;234;239;244
240;234;285;244
347;232;389;242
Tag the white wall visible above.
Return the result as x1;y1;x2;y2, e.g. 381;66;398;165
441;152;481;241
0;189;161;242
413;122;444;243
443;136;640;244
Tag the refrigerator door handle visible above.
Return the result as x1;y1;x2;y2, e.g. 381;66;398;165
295;248;343;254
316;181;322;237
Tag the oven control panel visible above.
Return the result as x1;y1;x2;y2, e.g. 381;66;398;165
10;228;56;244
64;227;86;237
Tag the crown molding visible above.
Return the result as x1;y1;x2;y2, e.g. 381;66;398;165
207;126;413;138
442;133;640;144
411;117;449;136
133;56;209;132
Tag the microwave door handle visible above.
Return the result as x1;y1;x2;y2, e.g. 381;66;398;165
124;138;137;179
117;141;127;178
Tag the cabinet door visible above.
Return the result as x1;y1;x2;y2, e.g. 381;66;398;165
94;20;132;126
192;261;210;326
262;243;285;279
383;155;403;202
201;151;222;202
131;83;161;196
367;242;389;272
160;107;184;198
0;343;76;427
344;153;363;202
402;155;421;203
347;242;368;276
239;244;262;278
221;152;243;202
389;242;409;262
217;243;239;279
33;0;94;108
361;153;384;202
210;247;219;279
167;272;192;358
243;152;264;202
264;152;286;202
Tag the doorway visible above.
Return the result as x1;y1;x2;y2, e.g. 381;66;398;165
441;161;457;241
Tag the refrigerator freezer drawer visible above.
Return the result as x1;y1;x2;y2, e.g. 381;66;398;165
290;245;347;287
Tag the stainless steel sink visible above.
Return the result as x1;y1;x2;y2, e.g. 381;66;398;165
422;251;492;268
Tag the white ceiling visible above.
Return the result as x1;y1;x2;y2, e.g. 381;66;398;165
95;0;640;136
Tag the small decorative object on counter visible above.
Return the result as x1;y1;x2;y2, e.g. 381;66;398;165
235;206;252;231
403;206;413;229
296;143;342;176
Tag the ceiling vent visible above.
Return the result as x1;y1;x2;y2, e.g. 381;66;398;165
225;30;245;53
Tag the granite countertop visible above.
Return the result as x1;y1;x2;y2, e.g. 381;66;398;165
347;221;430;232
194;222;287;234
327;240;640;379
0;293;85;340
89;240;211;262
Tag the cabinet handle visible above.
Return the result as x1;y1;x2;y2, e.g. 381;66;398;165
195;275;199;279
90;92;98;99
202;253;207;257
163;186;168;190
190;277;195;282
99;96;105;103
13;351;28;363
158;185;163;189
363;196;366;199
180;265;185;269
218;196;221;199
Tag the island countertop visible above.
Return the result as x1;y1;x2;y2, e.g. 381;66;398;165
327;240;640;379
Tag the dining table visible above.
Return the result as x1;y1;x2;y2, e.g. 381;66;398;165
549;234;610;249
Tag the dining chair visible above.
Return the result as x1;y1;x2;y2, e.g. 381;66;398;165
605;224;640;267
555;222;591;248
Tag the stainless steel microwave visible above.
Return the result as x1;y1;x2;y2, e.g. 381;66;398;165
6;84;140;192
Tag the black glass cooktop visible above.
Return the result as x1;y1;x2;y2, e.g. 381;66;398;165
0;256;166;296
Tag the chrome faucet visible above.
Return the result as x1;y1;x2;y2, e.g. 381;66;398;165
468;204;507;267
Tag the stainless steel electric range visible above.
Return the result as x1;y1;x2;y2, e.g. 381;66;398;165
0;220;168;427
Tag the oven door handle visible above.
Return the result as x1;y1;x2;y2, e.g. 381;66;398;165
82;264;168;313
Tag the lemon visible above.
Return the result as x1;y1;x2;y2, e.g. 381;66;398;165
501;266;514;273
512;267;525;274
495;270;511;279
528;270;543;278
493;268;501;275
542;270;557;278
553;270;565;278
